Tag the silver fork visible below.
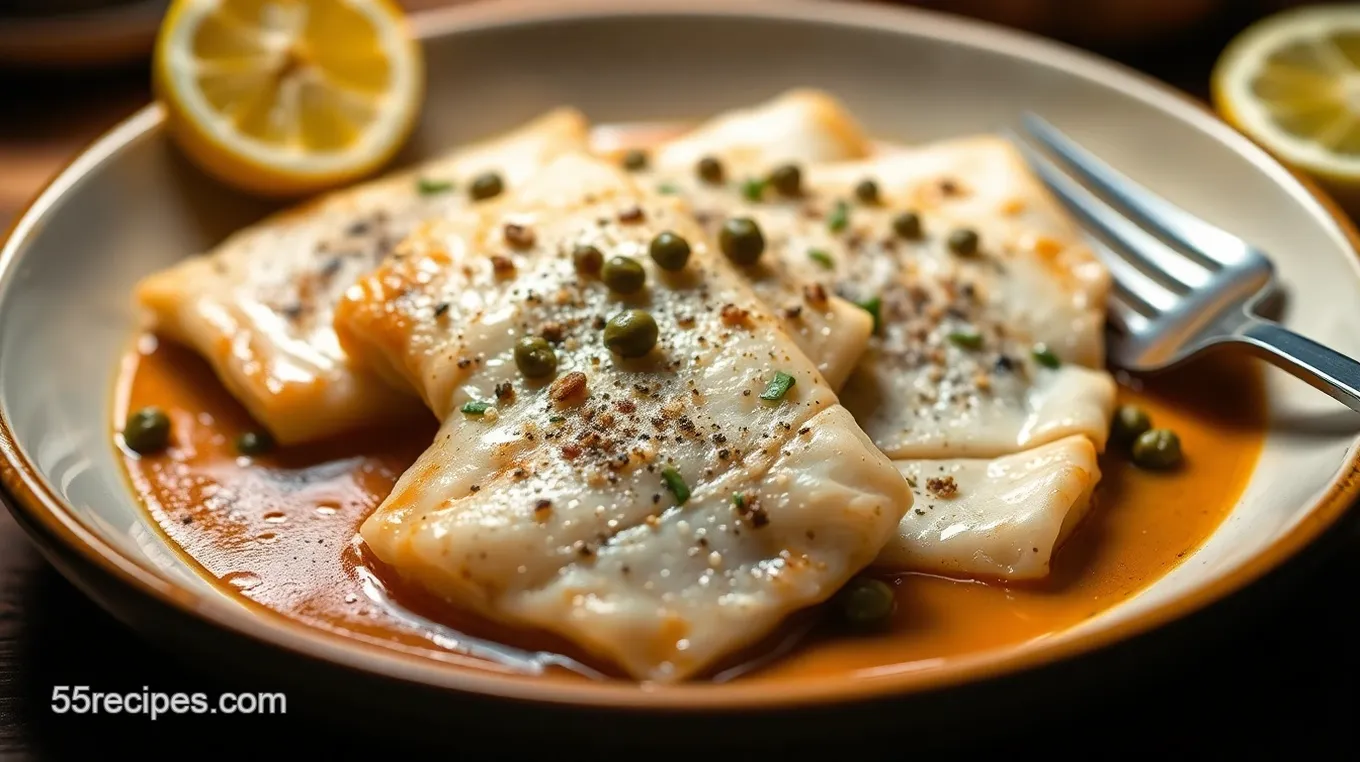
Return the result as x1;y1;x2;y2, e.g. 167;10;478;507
1010;113;1360;415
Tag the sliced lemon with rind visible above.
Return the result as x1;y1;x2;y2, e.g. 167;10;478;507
1213;6;1360;184
154;0;423;197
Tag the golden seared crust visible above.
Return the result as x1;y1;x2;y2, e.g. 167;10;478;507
132;108;589;444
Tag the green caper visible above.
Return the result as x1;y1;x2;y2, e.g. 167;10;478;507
469;171;504;201
835;576;896;628
1110;404;1153;446
768;163;802;197
854;178;880;205
648;231;691;271
603;309;659;358
697;155;724;184
236;430;275;456
602;256;646;294
947;227;980;256
718;217;765;266
572;243;604;276
622;148;649;171
122;406;171;455
514;336;558;378
892;211;923;240
1132;429;1183;470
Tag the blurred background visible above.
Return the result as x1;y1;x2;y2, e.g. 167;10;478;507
0;0;1329;223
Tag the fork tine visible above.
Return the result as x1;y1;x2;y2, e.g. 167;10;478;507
1082;234;1176;316
1107;293;1148;337
1020;113;1253;268
1007;132;1209;303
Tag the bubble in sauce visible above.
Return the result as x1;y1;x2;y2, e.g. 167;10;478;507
261;511;288;524
222;571;262;591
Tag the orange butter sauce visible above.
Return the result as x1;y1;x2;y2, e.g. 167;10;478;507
116;333;1264;682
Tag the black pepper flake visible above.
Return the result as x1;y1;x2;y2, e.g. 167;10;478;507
540;321;566;344
550;371;588;404
434;302;451;318
319;257;343;277
504;223;536;249
618;205;645;224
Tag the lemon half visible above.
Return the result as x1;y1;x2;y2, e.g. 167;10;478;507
1213;5;1360;188
153;0;424;197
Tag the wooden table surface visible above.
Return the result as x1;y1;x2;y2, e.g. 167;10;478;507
4;9;1360;758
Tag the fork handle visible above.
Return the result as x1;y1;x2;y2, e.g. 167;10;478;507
1239;320;1360;414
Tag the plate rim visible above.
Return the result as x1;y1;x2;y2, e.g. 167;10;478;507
2;0;1360;711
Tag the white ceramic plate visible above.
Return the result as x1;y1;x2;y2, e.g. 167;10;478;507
2;0;1358;725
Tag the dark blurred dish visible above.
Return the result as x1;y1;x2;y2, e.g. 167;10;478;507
0;0;167;68
886;0;1316;48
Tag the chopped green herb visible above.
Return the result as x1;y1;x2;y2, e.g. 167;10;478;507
856;296;882;334
461;400;492;415
417;177;453;195
656;181;681;195
732;493;746;509
827;200;850;233
948;329;984;350
1031;343;1061;369
740;177;767;202
760;371;796;402
808;249;835;269
661;467;690;505
548;415;566;423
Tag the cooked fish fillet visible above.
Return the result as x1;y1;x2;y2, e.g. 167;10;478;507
653;88;872;172
810;136;1111;368
646;89;876;390
336;152;912;681
650;144;1116;458
135;108;590;444
647;97;1116;581
876;435;1100;579
808;144;1116;458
